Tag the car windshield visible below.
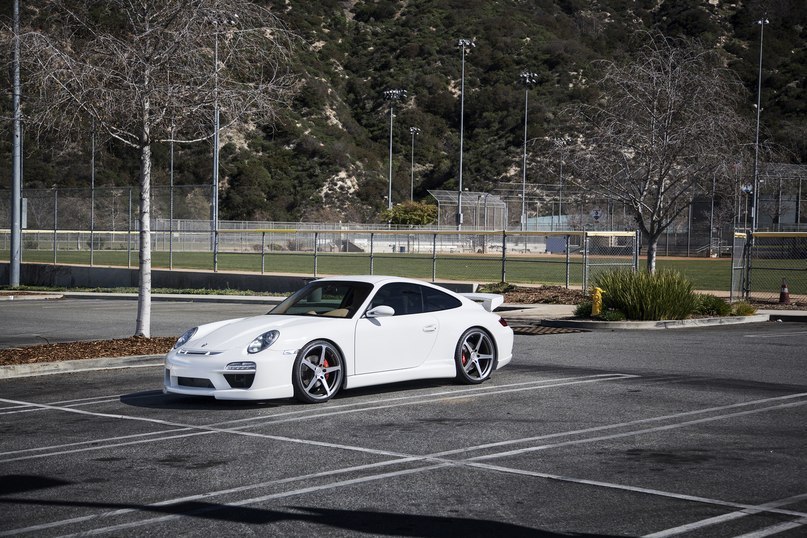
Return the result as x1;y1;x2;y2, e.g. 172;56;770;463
269;281;374;318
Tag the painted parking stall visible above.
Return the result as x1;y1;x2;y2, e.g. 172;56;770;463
1;324;806;537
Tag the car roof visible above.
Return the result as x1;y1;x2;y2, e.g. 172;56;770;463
314;275;448;288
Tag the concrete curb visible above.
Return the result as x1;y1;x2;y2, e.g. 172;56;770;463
0;355;163;379
0;293;64;301
540;314;771;330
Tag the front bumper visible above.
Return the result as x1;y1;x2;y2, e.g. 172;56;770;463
164;348;295;401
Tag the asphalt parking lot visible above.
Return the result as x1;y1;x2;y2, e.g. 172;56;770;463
1;304;806;537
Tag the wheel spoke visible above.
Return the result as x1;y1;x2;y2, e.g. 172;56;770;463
321;376;336;396
301;358;317;372
303;375;318;392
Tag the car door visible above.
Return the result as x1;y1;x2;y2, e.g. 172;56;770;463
354;283;439;374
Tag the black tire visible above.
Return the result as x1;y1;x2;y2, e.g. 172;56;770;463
454;328;496;384
292;340;344;403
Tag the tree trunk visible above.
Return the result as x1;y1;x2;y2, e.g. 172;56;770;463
646;235;658;273
135;104;152;337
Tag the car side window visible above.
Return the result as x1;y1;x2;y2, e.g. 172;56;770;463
422;286;462;312
370;283;424;316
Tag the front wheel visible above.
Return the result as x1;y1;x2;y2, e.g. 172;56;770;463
454;328;496;384
293;340;344;403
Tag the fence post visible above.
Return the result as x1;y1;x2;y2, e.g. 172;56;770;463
565;234;570;288
432;233;437;282
53;188;58;265
369;232;375;275
742;230;753;300
260;232;266;274
633;231;640;271
583;232;589;291
314;231;319;277
501;230;507;283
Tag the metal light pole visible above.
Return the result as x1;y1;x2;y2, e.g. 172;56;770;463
457;38;475;230
554;138;566;229
210;12;238;250
409;126;420;202
751;16;769;232
519;71;538;231
10;0;22;286
383;89;407;210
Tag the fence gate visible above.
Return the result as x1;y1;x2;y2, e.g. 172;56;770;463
582;231;640;290
731;231;807;303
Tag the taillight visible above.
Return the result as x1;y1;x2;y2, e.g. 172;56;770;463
498;318;508;327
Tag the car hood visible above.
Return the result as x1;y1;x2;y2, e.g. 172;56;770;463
182;315;346;352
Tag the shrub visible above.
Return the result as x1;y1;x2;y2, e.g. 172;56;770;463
574;300;592;317
593;269;698;321
695;294;732;317
599;309;627;321
731;301;757;316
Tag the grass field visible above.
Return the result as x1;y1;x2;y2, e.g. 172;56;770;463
3;248;748;292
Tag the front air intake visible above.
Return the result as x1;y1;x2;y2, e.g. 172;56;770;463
224;373;255;389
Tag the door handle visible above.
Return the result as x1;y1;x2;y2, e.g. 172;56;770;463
422;324;437;332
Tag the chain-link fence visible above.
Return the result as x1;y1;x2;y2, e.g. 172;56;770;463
0;227;640;290
210;229;640;289
732;232;807;304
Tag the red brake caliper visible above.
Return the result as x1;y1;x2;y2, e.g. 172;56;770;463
322;357;330;383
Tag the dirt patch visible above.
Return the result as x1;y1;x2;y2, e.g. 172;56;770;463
503;285;587;305
0;337;175;367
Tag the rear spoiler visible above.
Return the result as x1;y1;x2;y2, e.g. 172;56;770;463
460;293;504;312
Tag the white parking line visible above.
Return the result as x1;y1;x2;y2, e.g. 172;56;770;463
466;462;807;520
642;492;807;537
0;394;130;415
2;392;806;536
744;331;807;338
731;518;807;538
430;392;807;459
0;374;634;461
464;399;807;462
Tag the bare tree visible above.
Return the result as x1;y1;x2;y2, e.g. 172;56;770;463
567;32;748;272
9;0;296;336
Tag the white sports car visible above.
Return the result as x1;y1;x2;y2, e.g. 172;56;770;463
164;275;513;403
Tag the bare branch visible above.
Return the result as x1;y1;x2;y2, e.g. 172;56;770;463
564;31;750;271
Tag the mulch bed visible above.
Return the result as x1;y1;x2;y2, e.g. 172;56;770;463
0;337;176;366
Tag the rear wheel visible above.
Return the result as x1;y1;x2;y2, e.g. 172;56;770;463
455;328;496;384
292;340;344;403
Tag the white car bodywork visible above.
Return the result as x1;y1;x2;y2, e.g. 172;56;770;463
164;275;513;402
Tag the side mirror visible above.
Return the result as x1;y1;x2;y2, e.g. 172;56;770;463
365;305;395;318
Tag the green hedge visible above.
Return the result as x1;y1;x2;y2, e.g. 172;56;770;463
593;269;698;321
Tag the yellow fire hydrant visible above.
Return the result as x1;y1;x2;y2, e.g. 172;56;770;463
591;287;605;316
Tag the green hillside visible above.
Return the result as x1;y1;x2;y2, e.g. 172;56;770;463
2;0;804;223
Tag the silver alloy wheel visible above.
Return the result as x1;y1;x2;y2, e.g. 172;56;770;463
293;340;343;403
456;328;495;383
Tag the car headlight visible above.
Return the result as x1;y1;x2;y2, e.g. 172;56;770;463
247;330;280;354
174;327;198;349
